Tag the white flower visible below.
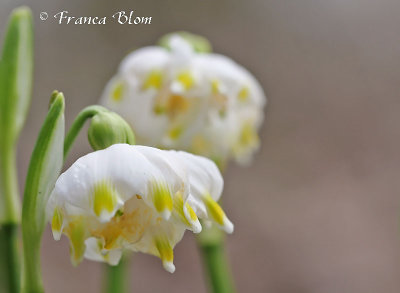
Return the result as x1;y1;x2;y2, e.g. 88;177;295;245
100;34;266;167
47;144;232;273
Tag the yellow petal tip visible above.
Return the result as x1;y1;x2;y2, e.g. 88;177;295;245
203;194;234;233
111;81;124;102
191;219;202;234
155;238;174;272
152;182;173;218
52;230;62;241
93;181;120;222
142;70;163;90
176;71;194;91
183;203;202;233
51;207;64;240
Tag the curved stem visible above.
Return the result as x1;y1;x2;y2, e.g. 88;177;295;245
197;225;235;293
63;105;107;160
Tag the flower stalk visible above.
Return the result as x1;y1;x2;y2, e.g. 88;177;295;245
197;224;235;293
197;162;236;293
63;105;105;159
0;147;20;293
0;222;20;293
64;105;135;160
103;256;128;293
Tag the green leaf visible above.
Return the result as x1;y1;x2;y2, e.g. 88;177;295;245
21;92;64;293
0;6;33;148
22;92;65;239
0;7;33;292
0;6;33;225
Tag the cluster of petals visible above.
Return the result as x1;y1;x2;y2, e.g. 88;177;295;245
47;144;232;273
100;34;266;166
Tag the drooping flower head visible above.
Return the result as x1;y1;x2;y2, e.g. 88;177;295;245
47;144;232;272
100;33;266;167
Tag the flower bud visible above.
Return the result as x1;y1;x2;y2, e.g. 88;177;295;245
87;111;135;150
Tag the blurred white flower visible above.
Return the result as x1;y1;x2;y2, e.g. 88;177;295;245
100;34;266;167
47;144;232;273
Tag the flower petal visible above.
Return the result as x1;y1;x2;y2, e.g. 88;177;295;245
47;144;230;270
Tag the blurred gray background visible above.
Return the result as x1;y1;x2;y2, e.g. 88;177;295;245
1;0;400;292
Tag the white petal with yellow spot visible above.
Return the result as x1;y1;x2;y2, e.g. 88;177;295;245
100;34;266;166
47;144;232;272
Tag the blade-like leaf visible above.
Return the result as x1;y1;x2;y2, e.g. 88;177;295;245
22;92;65;238
21;92;64;293
0;6;33;147
0;7;33;292
0;6;33;225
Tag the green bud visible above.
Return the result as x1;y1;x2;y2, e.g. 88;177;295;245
87;111;135;151
158;31;212;53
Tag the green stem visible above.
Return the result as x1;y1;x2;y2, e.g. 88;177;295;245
0;147;20;293
21;237;42;293
0;147;20;223
103;258;128;293
197;225;235;293
63;105;107;160
0;224;20;293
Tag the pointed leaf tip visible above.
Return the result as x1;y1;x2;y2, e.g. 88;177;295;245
49;91;64;108
22;90;65;239
0;5;33;145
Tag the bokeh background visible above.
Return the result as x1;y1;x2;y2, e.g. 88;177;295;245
1;0;400;292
